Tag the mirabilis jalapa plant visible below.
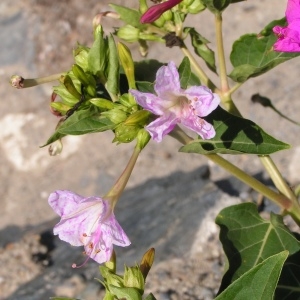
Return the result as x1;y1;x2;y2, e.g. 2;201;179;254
10;0;300;299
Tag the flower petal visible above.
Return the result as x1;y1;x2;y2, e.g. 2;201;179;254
154;61;181;97
48;190;83;217
185;86;220;117
130;89;165;115
182;114;216;140
286;0;300;23
146;113;178;142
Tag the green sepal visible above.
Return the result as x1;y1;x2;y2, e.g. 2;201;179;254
73;43;90;71
109;286;142;300
123;265;145;292
180;106;290;155
113;123;140;143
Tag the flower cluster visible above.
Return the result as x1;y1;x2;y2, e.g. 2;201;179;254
130;61;220;142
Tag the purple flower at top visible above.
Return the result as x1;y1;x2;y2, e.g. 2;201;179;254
273;0;300;52
130;61;220;142
140;0;183;24
48;190;130;266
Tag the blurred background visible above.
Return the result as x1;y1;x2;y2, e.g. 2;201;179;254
1;0;300;299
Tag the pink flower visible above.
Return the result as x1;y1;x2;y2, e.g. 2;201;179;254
140;0;183;24
273;0;300;52
130;61;220;142
48;190;130;266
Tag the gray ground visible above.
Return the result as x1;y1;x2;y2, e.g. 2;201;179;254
1;0;300;299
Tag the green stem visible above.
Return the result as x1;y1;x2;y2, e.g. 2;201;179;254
105;146;141;209
180;45;217;92
215;12;229;93
168;127;294;211
259;156;297;203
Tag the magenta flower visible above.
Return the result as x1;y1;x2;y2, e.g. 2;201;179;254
140;0;183;24
130;61;220;142
48;190;130;266
273;0;300;52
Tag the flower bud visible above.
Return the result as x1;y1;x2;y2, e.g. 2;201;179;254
73;45;89;71
116;25;140;43
123;266;145;292
139;248;155;279
136;129;151;151
102;108;128;124
119;93;137;107
113;123;140;143
89;98;115;110
117;42;136;89
184;0;206;14
124;110;151;126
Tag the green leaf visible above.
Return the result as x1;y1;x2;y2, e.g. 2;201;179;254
109;286;142;300
135;81;155;94
178;57;191;89
43;108;115;146
215;203;300;293
88;26;108;78
275;250;300;299
185;27;217;73
215;251;288;300
201;0;231;12
110;4;144;29
105;35;120;96
144;293;157;300
180;106;290;155
229;19;300;82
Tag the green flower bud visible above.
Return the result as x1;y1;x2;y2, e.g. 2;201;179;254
102;108;128;124
139;0;148;14
73;44;89;71
136;128;151;151
100;265;124;287
125;110;151;126
162;9;173;21
119;93;137;107
185;0;206;14
63;75;81;99
104;250;117;273
116;25;140;42
90;98;115;110
123;266;145;292
113;123;140;143
118;42;136;89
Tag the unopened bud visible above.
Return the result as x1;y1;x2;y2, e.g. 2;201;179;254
102;108;128;124
136;128;151;150
118;42;136;89
113;123;140;143
123;266;145;292
139;248;155;279
125;110;151;126
116;25;140;42
48;139;63;156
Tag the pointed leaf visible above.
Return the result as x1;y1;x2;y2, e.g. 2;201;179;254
215;203;300;293
110;4;144;29
215;251;288;300
178;56;191;89
88;26;108;78
105;35;120;96
180;106;290;155
275;250;300;299
185;27;217;73
229;19;300;82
